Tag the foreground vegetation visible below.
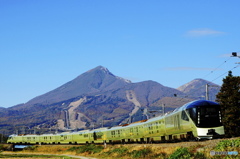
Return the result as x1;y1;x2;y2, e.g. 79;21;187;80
0;154;73;159
1;138;240;159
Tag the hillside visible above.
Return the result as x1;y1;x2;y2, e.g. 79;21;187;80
0;66;220;135
177;78;220;101
26;66;131;107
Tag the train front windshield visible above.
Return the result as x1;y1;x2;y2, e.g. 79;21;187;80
187;105;222;128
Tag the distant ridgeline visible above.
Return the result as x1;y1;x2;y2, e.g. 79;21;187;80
0;66;220;135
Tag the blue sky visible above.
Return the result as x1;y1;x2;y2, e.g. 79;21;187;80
1;0;240;108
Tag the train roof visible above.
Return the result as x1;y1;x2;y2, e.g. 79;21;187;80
158;100;219;117
182;100;219;110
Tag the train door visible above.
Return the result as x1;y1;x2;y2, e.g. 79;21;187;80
173;114;181;131
181;110;192;131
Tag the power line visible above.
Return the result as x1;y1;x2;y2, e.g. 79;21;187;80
202;57;232;80
173;52;240;103
210;64;240;83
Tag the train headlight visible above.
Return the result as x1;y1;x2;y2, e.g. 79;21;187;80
198;112;200;124
219;111;222;122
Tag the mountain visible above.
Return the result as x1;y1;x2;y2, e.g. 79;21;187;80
0;66;220;135
0;107;6;111
26;66;131;106
177;78;220;101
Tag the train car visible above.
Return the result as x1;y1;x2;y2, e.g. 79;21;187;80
142;116;166;143
124;121;145;143
183;100;224;139
7;100;224;145
105;126;126;144
89;128;107;144
164;106;194;141
7;134;24;144
38;134;58;144
72;130;91;144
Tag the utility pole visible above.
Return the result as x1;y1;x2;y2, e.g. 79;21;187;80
162;103;165;116
205;84;220;101
206;84;209;100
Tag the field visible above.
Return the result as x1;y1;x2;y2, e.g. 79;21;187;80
1;137;240;159
0;154;74;159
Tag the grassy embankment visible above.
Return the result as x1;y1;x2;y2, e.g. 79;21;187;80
1;137;240;159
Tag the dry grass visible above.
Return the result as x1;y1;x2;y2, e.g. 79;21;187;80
22;145;69;153
0;158;62;159
3;137;240;158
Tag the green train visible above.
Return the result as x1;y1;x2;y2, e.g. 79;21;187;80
7;100;225;145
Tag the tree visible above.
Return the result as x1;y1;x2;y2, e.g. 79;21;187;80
216;71;240;137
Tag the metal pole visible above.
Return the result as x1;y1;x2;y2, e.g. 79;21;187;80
206;84;209;100
162;104;165;116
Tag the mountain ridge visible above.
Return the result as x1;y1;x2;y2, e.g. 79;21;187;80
177;78;220;101
0;66;220;135
26;66;131;106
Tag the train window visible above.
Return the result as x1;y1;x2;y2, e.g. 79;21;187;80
198;106;222;127
181;111;189;121
186;108;197;124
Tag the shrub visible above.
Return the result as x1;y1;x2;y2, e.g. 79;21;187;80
193;152;206;159
130;148;152;158
0;145;4;151
23;145;38;151
169;147;192;159
105;146;129;156
68;144;104;154
215;139;240;151
0;144;13;151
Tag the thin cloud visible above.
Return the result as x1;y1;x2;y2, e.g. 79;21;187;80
219;53;232;58
186;28;225;37
164;67;221;71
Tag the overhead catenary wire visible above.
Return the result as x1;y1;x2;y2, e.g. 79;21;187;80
210;64;240;83
202;57;232;80
173;52;240;103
